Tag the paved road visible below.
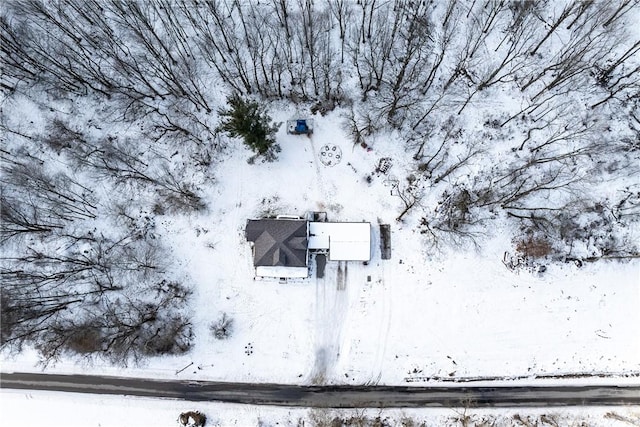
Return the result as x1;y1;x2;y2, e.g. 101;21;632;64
1;372;639;408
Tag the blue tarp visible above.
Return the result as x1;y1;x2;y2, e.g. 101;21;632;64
295;120;308;133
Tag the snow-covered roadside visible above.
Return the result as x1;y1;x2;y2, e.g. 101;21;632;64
0;389;307;427
1;389;638;427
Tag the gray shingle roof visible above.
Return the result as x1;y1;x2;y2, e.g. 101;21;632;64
245;219;308;267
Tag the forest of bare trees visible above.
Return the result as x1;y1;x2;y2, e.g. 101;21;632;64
0;127;196;364
1;0;639;362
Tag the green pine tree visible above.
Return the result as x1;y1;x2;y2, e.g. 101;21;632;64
217;94;281;162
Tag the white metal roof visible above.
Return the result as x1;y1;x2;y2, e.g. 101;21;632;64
308;222;371;261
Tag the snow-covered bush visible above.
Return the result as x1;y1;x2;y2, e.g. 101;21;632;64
178;411;206;427
210;313;234;340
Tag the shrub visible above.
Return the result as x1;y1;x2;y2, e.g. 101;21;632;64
515;236;552;258
66;325;103;354
178;411;206;427
210;313;233;340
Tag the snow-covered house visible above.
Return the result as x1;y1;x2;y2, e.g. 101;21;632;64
245;217;371;278
245;218;309;278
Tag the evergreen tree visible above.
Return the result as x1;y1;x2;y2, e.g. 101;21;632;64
217;94;281;162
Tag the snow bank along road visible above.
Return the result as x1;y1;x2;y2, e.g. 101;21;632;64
2;372;639;408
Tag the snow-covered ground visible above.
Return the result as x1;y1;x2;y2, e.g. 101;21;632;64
3;109;638;387
2;389;638;427
2;2;639;426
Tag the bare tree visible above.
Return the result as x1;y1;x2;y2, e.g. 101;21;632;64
347;1;397;95
328;0;352;64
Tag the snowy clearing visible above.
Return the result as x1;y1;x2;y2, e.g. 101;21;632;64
3;111;639;386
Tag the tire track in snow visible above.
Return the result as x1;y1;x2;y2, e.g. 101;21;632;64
307;135;338;210
370;244;393;385
310;262;349;384
310;263;328;384
307;133;349;383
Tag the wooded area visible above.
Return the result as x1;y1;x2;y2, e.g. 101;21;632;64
1;0;638;364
